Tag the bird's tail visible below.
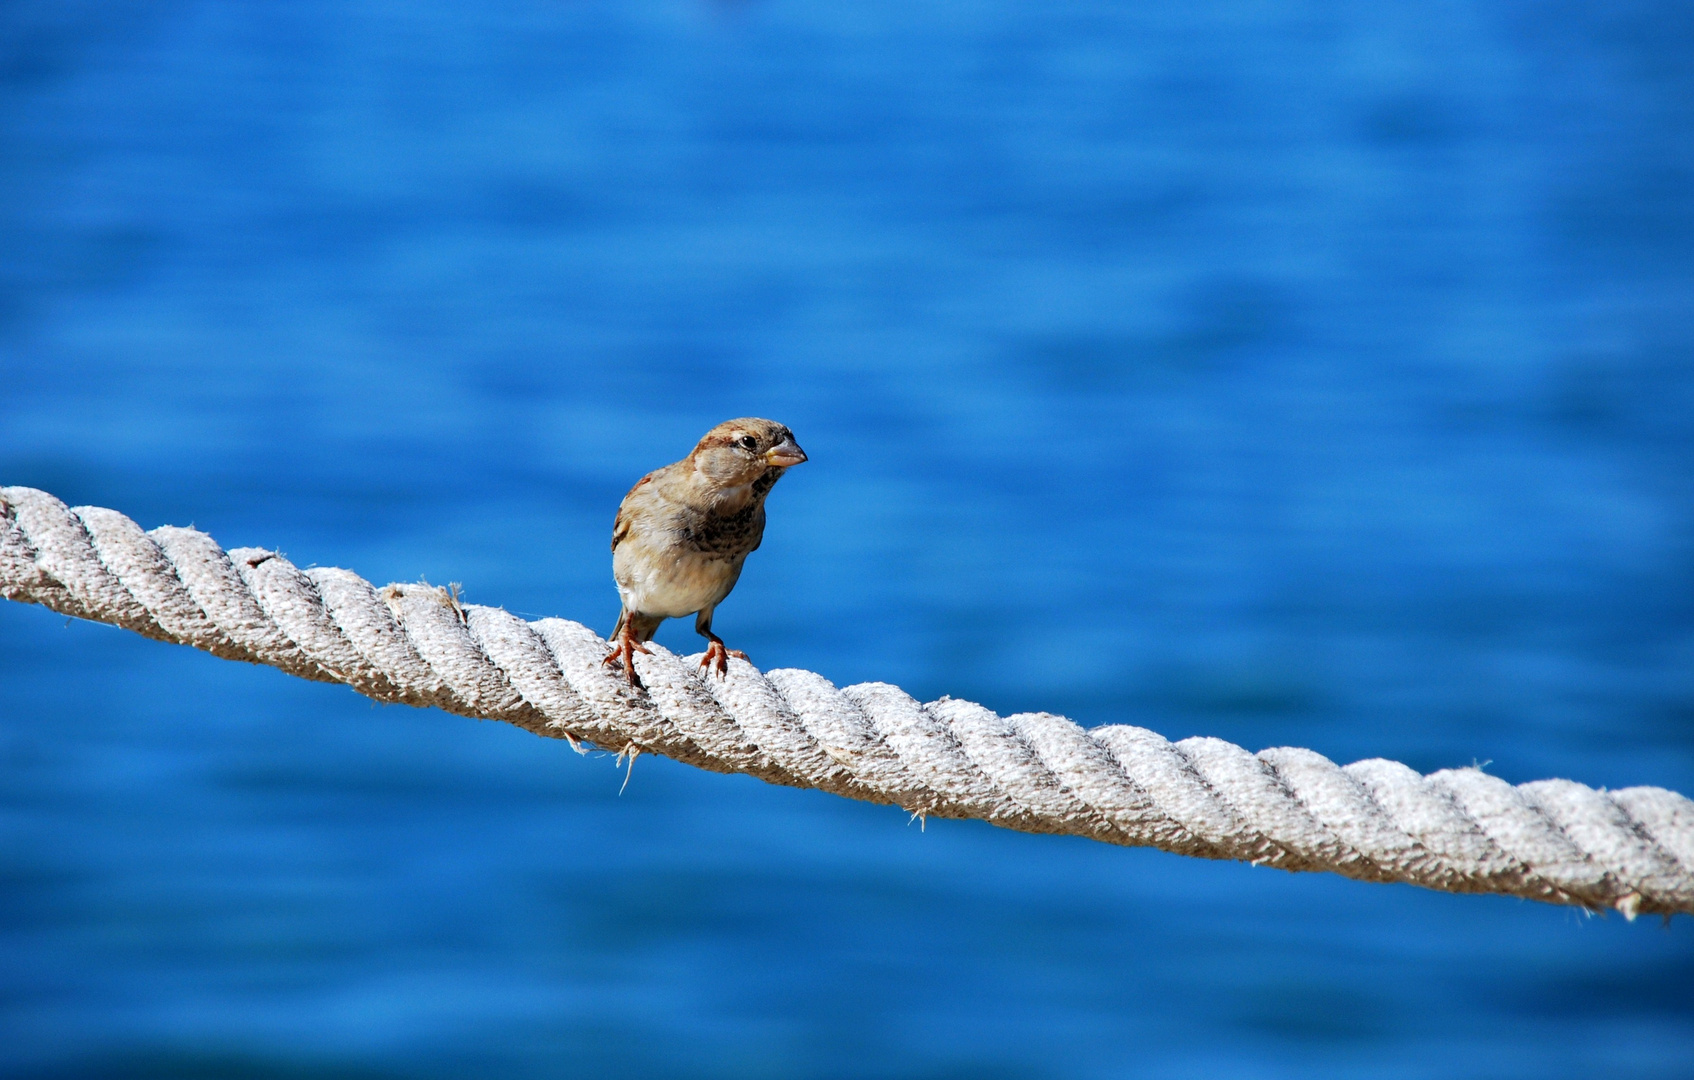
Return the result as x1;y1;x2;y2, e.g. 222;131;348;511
610;608;664;642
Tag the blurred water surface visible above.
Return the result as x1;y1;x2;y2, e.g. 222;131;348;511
3;1;1693;1077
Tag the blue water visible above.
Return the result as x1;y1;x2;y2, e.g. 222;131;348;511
3;1;1693;1076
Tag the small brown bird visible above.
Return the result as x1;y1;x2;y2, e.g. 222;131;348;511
604;418;807;686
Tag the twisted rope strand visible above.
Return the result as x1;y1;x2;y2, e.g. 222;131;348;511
3;485;1690;918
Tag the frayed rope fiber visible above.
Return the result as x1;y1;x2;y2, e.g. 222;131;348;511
3;485;1691;918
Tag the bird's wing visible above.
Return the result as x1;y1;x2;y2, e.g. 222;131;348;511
611;473;656;552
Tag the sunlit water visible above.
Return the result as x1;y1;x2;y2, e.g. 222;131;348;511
2;2;1692;1077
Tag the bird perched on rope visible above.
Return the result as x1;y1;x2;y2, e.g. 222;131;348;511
603;418;807;687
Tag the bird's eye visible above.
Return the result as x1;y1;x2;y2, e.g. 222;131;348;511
738;435;759;451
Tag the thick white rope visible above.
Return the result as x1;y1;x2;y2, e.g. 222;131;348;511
3;485;1691;918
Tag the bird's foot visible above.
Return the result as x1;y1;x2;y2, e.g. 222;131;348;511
700;639;749;677
602;634;652;688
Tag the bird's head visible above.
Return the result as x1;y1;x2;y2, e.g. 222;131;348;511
690;418;807;488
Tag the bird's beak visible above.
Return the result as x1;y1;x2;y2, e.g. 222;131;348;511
764;438;807;468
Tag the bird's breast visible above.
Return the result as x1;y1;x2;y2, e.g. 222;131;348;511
614;541;743;619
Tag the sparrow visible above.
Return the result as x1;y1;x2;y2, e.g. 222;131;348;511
603;418;807;686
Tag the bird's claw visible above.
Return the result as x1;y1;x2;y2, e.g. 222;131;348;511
602;635;652;688
699;640;748;677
